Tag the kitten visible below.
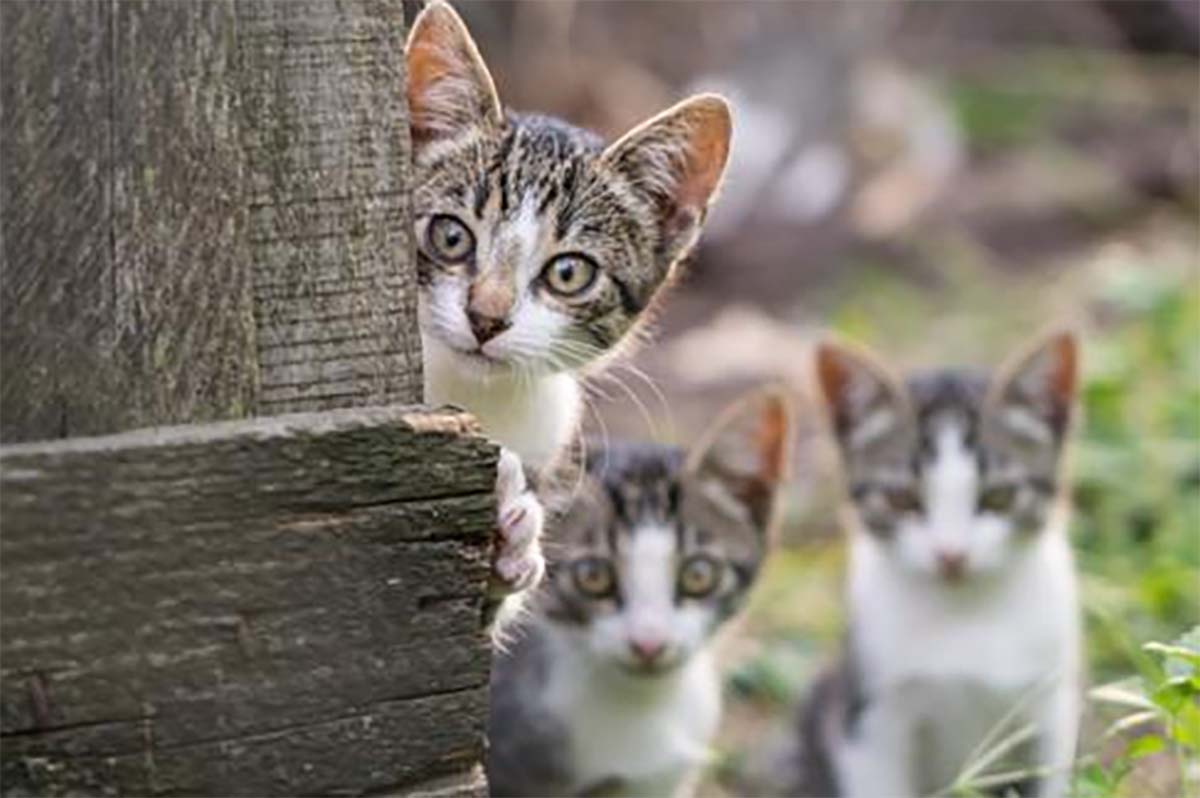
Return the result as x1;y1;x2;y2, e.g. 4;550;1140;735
790;332;1083;798
404;2;732;624
487;391;792;797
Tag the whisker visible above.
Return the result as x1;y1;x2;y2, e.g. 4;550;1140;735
590;369;661;441
612;361;673;439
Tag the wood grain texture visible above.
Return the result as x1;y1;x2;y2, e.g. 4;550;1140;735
0;1;258;443
109;0;258;432
0;406;496;796
1;0;422;442
238;0;423;415
0;0;120;441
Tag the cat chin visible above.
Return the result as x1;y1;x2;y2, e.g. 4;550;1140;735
442;345;512;377
428;336;568;381
615;659;684;679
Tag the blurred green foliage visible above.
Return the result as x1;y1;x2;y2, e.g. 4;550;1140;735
1074;268;1200;681
948;80;1050;151
715;266;1199;796
1079;626;1200;797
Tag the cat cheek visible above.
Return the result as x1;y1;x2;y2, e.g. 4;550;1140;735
425;282;473;345
970;517;1016;570
893;522;938;573
677;606;713;655
589;614;631;660
509;303;572;363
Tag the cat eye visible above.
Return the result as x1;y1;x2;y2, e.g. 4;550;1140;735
677;554;721;599
426;214;475;263
541;253;599;298
572;556;616;599
883;487;923;514
978;485;1017;514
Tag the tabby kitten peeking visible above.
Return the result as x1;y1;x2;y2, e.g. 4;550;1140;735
487;391;792;797
405;2;732;626
788;332;1083;798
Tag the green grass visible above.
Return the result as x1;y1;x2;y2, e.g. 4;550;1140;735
711;264;1200;797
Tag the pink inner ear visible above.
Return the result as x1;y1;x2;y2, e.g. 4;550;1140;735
677;130;727;211
1047;335;1078;406
755;399;788;484
406;37;458;138
405;6;498;145
815;346;852;409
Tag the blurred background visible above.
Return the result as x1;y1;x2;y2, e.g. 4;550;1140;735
442;2;1199;795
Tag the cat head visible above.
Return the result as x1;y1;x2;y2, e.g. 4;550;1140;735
406;2;731;377
538;390;791;677
815;331;1079;584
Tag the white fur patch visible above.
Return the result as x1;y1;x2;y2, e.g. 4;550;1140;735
623;526;678;646
423;332;582;469
923;423;979;555
542;624;722;795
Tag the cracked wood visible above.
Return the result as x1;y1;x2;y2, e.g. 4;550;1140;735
1;406;497;796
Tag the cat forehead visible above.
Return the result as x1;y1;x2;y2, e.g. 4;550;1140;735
870;369;1047;483
419;113;605;203
905;368;989;419
508;112;606;160
902;369;985;456
576;443;685;527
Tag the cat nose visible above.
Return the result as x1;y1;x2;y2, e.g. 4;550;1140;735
629;637;666;664
937;550;967;581
466;309;510;344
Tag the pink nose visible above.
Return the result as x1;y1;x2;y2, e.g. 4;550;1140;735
629;638;666;664
937;550;967;581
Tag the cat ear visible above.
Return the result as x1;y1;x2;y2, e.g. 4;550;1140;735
405;1;503;150
601;94;732;265
814;339;912;455
985;330;1079;448
686;389;792;530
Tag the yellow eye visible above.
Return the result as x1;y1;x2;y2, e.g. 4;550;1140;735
542;254;598;297
572;556;616;598
978;485;1017;514
678;555;721;598
884;487;923;514
426;214;474;263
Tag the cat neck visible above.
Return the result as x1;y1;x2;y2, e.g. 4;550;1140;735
422;335;582;470
540;623;722;790
846;518;1080;690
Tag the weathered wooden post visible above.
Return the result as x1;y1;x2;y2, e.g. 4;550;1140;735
0;2;492;795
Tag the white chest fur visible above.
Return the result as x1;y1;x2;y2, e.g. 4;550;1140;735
422;336;582;470
841;526;1081;796
543;632;723;796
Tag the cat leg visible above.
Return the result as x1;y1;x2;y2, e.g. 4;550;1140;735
485;448;546;637
1032;682;1080;798
836;700;916;798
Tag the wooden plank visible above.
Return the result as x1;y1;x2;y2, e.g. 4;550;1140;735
237;0;423;415
0;406;496;796
0;1;258;443
108;0;258;433
0;1;120;441
1;0;423;443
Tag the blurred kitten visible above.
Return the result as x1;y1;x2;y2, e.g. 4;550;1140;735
790;332;1082;798
405;2;732;630
487;391;792;797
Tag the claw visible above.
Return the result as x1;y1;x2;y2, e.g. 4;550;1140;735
490;448;546;601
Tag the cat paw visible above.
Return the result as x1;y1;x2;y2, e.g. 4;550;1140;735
491;449;546;598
